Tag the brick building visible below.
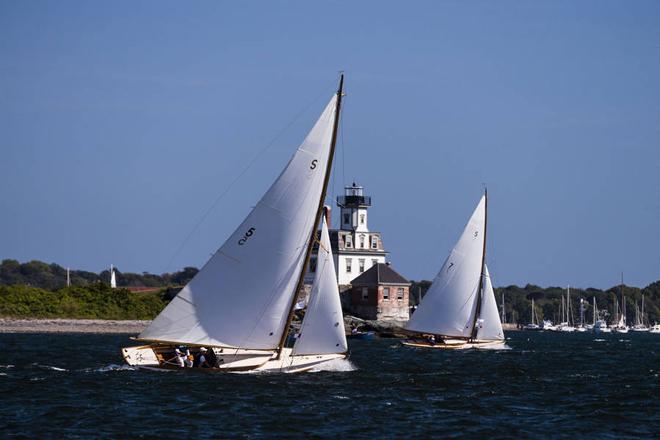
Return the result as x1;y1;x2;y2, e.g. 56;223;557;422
349;263;410;322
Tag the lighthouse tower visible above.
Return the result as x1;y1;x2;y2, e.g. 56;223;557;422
333;183;388;286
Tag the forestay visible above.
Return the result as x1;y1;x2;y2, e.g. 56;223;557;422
292;215;348;355
405;196;486;338
476;264;504;341
139;95;338;349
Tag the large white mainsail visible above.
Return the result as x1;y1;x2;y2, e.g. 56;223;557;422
292;214;347;355
139;95;339;350
475;264;504;341
405;195;486;338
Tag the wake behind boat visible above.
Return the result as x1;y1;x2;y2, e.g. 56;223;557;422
402;191;506;350
122;75;348;373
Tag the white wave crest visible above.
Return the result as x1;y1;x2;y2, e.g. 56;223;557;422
96;364;137;372
309;358;357;372
478;343;512;351
36;364;68;371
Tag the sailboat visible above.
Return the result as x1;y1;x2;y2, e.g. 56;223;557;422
558;286;576;332
122;76;348;372
631;295;649;332
611;275;629;334
401;191;505;349
592;296;610;333
523;298;542;331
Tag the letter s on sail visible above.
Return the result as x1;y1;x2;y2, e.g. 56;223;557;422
310;159;318;170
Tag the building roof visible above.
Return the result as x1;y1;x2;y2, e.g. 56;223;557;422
350;263;410;286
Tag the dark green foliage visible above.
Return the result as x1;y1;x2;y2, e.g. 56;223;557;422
0;259;198;290
0;283;170;320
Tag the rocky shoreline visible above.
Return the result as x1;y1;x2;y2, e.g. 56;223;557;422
0;318;150;334
0;316;519;335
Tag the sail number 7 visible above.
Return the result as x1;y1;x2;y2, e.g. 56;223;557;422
238;227;256;245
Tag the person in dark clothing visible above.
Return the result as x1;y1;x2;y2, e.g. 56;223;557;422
195;347;212;368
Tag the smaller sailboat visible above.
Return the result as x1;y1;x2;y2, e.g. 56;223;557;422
611;276;629;334
523;298;542;331
649;323;660;334
631;295;649;332
402;191;505;349
592;297;610;333
557;286;576;332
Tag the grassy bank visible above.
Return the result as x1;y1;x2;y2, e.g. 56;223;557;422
0;284;169;320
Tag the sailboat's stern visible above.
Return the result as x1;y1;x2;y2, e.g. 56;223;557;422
122;345;160;366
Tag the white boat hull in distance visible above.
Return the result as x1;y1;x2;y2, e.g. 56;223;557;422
121;345;345;373
401;338;506;350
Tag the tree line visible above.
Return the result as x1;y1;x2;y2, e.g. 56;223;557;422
0;259;198;291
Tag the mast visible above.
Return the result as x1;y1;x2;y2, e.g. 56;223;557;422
593;297;596;325
501;292;506;324
620;273;625;326
276;73;344;358
470;188;488;340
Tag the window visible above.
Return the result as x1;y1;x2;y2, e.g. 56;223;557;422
343;213;350;225
360;214;365;224
346;258;352;273
309;257;317;273
383;287;390;300
397;287;404;300
361;287;368;300
345;234;352;248
371;259;378;267
360;235;365;249
358;259;365;273
371;236;378;249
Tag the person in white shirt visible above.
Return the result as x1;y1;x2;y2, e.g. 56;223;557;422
174;348;185;367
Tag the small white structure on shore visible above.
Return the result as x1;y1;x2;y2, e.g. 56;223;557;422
110;265;117;289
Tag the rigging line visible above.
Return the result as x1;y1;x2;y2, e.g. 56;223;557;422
164;82;337;273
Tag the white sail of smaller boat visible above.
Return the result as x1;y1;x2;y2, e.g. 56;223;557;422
110;265;117;289
403;191;505;349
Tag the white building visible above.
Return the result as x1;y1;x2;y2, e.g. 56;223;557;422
306;183;388;289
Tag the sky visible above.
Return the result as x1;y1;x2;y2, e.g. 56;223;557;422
1;1;659;289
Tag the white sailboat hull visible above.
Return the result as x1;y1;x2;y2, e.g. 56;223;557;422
401;338;506;350
255;348;346;373
121;344;345;373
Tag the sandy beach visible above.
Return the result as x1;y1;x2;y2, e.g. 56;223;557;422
0;318;150;334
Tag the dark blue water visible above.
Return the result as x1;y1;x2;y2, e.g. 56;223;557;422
0;332;658;439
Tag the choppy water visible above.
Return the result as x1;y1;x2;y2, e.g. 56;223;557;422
0;332;658;438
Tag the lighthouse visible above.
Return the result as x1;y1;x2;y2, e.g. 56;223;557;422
305;183;388;288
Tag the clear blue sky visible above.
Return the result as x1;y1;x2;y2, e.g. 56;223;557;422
2;1;659;289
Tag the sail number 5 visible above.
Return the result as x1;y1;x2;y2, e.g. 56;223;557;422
310;159;318;170
238;227;256;245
